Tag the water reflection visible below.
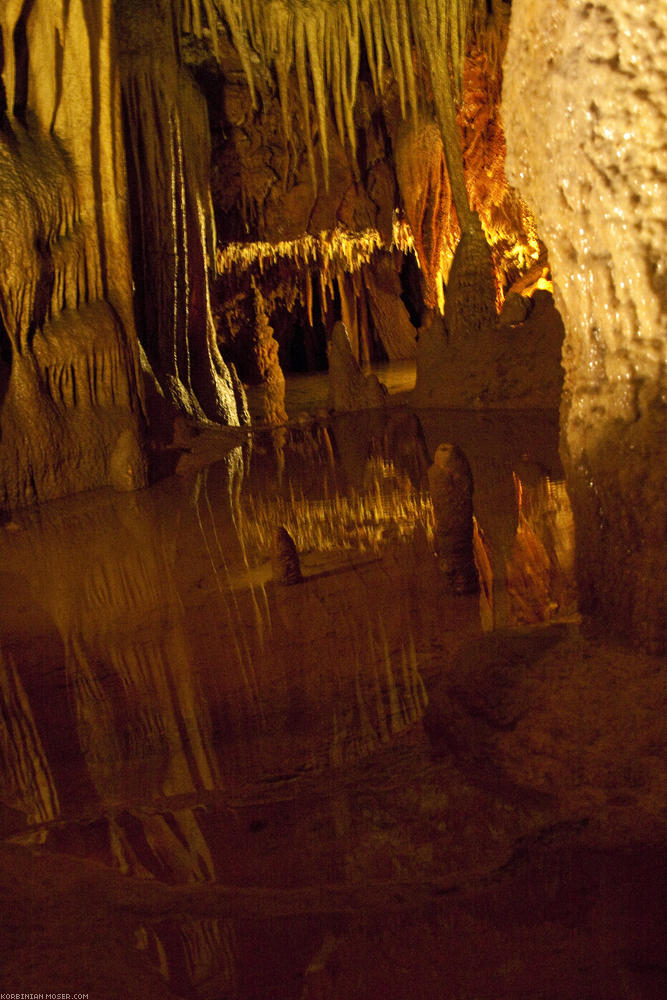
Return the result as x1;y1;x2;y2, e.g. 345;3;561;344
0;403;577;998
136;916;238;998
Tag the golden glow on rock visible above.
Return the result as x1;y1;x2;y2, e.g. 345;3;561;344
217;201;539;318
217;225;385;276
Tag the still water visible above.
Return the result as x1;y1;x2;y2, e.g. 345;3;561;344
0;377;577;998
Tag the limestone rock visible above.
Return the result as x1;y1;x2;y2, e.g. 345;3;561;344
499;292;532;326
0;1;146;509
109;430;149;493
503;0;667;650
444;219;498;344
364;256;418;360
327;322;388;413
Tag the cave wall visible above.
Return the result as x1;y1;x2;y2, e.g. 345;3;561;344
0;0;147;509
503;0;666;651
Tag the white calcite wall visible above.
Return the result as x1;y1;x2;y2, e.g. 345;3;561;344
502;0;666;650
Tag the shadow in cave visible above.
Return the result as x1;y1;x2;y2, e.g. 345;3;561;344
0;313;11;491
424;624;570;805
422;623;572;807
274;297;329;375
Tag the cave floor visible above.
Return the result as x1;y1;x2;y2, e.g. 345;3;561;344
0;397;665;999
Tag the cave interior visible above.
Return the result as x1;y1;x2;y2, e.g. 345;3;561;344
0;1;665;998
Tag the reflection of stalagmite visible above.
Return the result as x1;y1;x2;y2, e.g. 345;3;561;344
110;809;215;883
506;474;578;625
137;915;237;999
428;443;479;594
0;647;60;826
194;464;269;725
271;526;303;585
382;411;431;490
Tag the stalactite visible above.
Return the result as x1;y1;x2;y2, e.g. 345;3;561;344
395;116;452;310
216;226;386;278
304;11;330;188
211;0;483;195
410;0;474;232
460;42;541;300
218;0;257;107
267;2;293;147
294;15;317;190
341;0;360;162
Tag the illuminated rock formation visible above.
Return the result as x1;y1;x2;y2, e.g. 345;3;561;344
327;321;387;412
118;0;239;424
0;0;662;656
207;1;542;384
0;0;146;508
503;0;667;651
245;284;287;425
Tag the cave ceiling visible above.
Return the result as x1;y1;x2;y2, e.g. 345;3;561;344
168;0;542;369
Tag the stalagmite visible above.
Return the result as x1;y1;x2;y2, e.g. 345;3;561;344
120;0;239;425
327;321;387;412
444;216;498;341
248;283;287;425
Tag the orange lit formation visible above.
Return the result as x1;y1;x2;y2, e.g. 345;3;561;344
211;0;543;351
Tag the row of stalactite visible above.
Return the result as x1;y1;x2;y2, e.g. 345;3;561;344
191;0;481;192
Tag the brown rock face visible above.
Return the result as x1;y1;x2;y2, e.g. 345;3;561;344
118;0;239;425
444;218;498;344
